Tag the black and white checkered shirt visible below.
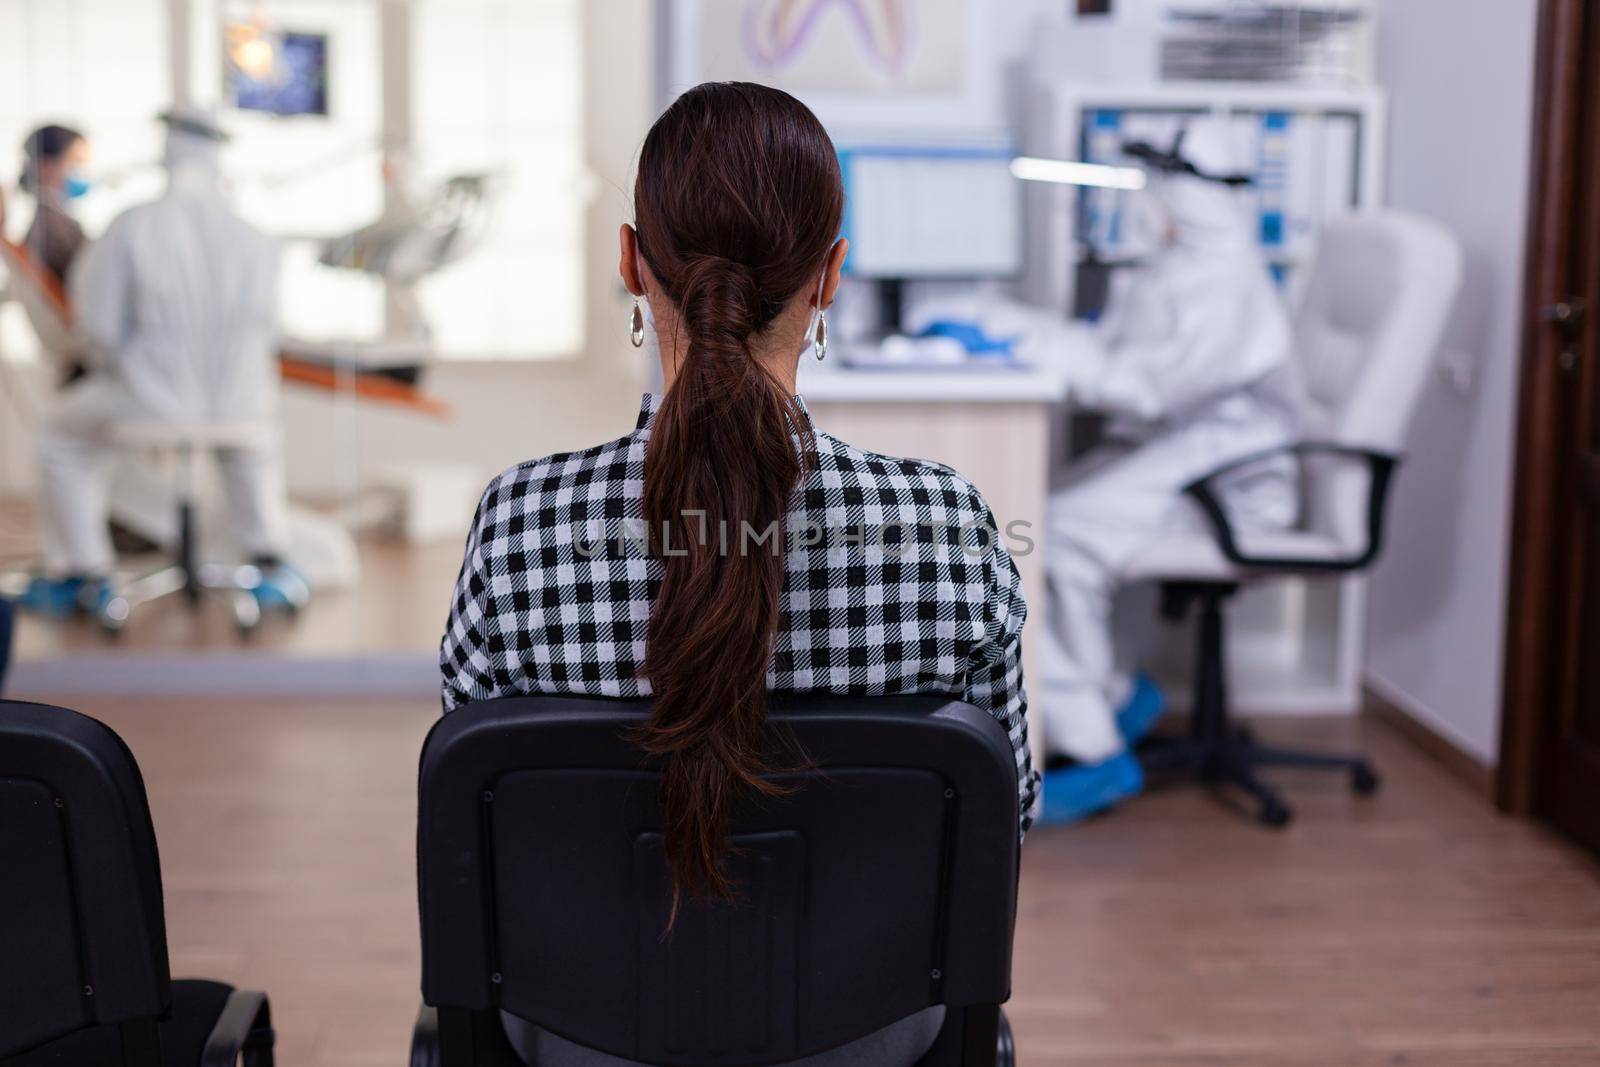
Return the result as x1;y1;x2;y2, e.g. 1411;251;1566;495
440;393;1039;833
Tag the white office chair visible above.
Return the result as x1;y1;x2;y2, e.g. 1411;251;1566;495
99;420;309;637
1124;212;1464;826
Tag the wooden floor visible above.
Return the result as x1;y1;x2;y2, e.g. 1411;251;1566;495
0;496;461;661
16;695;1600;1066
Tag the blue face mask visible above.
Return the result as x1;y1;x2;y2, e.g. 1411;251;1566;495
63;172;91;199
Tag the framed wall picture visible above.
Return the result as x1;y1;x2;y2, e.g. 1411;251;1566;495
658;0;1004;138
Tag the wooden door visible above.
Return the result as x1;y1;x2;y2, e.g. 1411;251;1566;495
1501;0;1600;851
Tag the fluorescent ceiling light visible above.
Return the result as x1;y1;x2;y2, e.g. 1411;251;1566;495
1009;157;1147;190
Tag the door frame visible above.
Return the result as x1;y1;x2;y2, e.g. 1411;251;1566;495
1498;0;1596;814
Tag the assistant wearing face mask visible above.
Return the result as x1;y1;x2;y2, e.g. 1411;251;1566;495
17;123;92;288
63;171;92;200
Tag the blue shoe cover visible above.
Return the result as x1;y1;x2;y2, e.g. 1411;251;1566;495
1038;751;1144;826
252;564;310;614
1116;673;1167;746
17;575;111;618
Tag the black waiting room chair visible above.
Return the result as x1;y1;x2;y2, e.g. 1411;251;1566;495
409;694;1022;1067
0;700;274;1066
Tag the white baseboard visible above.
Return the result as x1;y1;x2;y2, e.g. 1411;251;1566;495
9;651;439;699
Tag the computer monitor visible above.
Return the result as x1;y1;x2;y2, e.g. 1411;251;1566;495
226;25;330;117
839;147;1022;280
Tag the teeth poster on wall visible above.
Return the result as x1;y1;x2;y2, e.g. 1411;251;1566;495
660;0;1002;136
697;0;966;93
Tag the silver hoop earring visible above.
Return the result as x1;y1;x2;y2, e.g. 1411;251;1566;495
813;311;827;362
629;300;646;348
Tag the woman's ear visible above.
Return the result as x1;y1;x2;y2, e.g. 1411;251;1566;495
619;224;646;297
818;237;849;309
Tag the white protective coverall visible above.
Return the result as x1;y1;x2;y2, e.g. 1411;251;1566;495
1037;118;1304;762
38;111;290;577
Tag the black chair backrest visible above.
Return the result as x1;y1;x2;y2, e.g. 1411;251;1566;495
0;700;172;1058
417;694;1020;1067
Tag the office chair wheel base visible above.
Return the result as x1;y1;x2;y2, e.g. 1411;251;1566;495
996;1009;1017;1067
1351;764;1380;795
99;602;128;640
1258;799;1292;828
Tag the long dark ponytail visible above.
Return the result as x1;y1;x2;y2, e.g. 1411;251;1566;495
633;82;844;905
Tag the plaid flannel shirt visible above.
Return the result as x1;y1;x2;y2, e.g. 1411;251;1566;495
440;393;1040;833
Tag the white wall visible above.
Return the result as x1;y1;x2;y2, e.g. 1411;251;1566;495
1364;0;1540;766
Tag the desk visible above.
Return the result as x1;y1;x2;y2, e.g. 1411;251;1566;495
799;356;1371;752
799;359;1066;761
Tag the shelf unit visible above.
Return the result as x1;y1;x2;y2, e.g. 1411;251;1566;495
1022;80;1387;314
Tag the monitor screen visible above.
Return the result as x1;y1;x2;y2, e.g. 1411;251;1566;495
840;148;1022;279
227;26;329;117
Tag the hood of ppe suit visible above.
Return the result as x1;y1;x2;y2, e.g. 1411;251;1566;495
1147;118;1253;254
161;106;226;193
164;128;222;192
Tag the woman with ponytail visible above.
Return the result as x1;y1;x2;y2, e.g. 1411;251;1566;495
441;82;1038;1066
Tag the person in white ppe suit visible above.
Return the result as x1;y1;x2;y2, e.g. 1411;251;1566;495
19;107;304;617
904;118;1302;821
1030;118;1302;821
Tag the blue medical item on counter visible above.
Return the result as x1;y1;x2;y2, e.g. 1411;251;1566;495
843;331;1032;371
917;319;1019;357
1038;750;1145;826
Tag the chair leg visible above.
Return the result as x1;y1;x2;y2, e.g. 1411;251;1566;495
119;1019;162;1067
411;1004;442;1067
1246;745;1381;794
959;1005;1001;1067
1137;583;1380;826
202;990;275;1067
178;496;202;603
1218;751;1293;827
435;1007;478;1067
242;994;275;1067
995;1008;1017;1067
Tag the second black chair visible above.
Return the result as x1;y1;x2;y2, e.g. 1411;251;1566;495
0;699;274;1067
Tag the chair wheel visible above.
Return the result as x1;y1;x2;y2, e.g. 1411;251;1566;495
1259;800;1292;827
996;1010;1016;1067
1351;764;1380;795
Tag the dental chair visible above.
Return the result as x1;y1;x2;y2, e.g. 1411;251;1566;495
411;694;1022;1067
0;699;275;1065
1122;212;1463;826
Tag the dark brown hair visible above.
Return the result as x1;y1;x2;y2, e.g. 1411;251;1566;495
633;82;844;905
20;124;84;192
